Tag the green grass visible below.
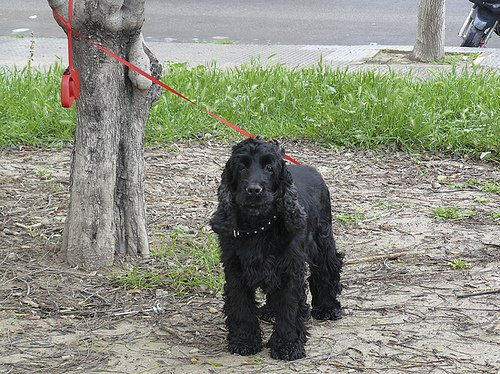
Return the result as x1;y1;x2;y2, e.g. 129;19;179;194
433;205;500;222
452;179;500;194
0;65;76;146
113;267;166;289
335;211;365;224
474;196;489;204
433;206;477;220
112;227;224;295
215;39;235;45
373;201;402;210
433;52;481;65
487;211;500;221
33;168;54;179
373;50;481;65
1;62;499;158
466;179;500;194
447;258;471;270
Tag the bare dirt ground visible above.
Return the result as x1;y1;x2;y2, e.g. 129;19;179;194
0;141;499;373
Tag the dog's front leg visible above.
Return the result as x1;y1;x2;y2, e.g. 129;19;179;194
267;262;309;361
223;257;262;356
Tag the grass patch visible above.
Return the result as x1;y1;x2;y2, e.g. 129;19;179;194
433;206;477;220
466;179;500;194
335;211;365;224
0;65;76;146
373;201;402;210
33;168;54;179
370;50;481;65
447;258;471;270
433;52;481;65
1;62;499;158
453;179;500;194
113;227;223;295
474;196;489;204
433;205;500;222
487;211;500;221
113;267;166;289
215;39;235;45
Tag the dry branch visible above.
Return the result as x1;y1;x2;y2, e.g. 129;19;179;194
457;287;500;299
345;251;421;265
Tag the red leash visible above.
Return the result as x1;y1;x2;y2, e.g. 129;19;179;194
56;0;81;108
51;5;300;165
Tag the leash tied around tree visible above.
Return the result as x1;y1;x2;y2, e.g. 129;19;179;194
50;3;300;165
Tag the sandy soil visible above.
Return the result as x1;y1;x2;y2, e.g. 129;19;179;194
0;141;499;373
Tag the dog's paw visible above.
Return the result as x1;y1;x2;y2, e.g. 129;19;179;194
311;305;342;320
228;339;262;356
258;304;275;322
269;340;306;361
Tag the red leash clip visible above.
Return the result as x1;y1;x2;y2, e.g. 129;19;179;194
61;67;80;108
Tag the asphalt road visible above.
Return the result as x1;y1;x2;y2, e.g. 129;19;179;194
1;0;499;48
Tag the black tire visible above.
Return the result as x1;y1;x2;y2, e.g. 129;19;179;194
461;26;485;47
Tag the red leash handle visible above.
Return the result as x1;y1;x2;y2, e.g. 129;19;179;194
53;0;80;108
51;7;300;165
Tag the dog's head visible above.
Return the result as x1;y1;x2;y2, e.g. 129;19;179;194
210;137;306;234
225;137;285;215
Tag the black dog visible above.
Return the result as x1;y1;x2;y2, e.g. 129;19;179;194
210;138;343;361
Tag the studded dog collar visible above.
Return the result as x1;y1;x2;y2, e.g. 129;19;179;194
233;215;277;238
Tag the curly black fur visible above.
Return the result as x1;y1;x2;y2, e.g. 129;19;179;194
210;138;343;361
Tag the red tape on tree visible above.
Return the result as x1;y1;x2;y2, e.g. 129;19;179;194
51;3;300;165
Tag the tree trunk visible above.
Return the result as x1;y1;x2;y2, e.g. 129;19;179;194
412;0;446;62
49;0;162;269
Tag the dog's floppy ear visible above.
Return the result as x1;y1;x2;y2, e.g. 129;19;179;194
276;152;307;232
210;157;237;235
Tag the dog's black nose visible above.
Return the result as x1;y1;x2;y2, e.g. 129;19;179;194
246;184;263;195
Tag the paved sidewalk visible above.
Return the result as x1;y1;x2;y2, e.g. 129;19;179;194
1;36;499;73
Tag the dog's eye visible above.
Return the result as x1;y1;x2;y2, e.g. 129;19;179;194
264;164;273;173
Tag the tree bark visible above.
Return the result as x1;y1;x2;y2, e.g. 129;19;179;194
49;0;162;269
412;0;446;62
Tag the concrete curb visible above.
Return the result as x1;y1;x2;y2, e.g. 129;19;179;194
1;36;499;71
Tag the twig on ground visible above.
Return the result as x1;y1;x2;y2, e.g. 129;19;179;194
481;241;500;249
1;268;52;286
144;153;173;159
457;287;500;299
362;208;404;223
79;288;110;305
330;359;446;371
431;189;477;194
345;251;421;265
